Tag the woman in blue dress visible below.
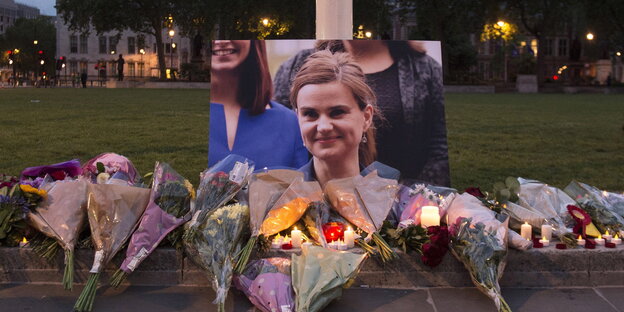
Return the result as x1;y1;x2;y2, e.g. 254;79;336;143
209;40;309;169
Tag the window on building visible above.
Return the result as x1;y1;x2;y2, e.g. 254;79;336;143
79;61;88;74
558;38;568;57
544;38;553;56
128;62;135;76
109;36;118;54
110;61;117;76
69;60;78;74
80;34;88;54
70;35;78;53
138;62;144;77
127;37;136;54
99;36;107;54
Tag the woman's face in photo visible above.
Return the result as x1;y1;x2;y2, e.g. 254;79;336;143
211;40;251;73
297;81;373;163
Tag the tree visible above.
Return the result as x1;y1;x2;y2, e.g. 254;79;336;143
0;17;56;79
57;0;180;80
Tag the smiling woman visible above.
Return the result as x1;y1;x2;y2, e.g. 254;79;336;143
208;40;309;169
290;50;379;187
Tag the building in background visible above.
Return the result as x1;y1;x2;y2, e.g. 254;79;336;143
0;0;40;34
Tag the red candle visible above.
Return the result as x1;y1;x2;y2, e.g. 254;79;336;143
323;222;344;242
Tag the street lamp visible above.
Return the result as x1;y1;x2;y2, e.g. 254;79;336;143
617;52;622;57
262;18;269;26
33;40;38;45
139;48;146;77
586;33;594;40
168;29;175;78
365;31;372;39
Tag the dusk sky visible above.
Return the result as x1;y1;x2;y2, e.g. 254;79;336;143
18;0;56;16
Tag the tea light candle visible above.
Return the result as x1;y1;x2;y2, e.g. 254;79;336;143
541;224;553;241
539;237;550;247
271;235;283;249
603;230;612;241
611;234;621;245
595;234;605;246
291;227;302;248
344;227;355;248
521;222;532;241
577;235;586;246
19;237;28;248
421;206;440;227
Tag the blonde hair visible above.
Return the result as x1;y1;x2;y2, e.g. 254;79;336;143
290;50;378;166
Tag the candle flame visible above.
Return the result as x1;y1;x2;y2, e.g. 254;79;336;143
598;234;602;239
606;230;610;236
294;227;298;231
524;222;528;225
21;237;27;244
542;236;547;240
578;235;582;240
347;226;352;231
615;234;620;239
602;191;608;197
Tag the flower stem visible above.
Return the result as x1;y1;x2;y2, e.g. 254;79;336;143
234;236;257;274
62;249;74;291
109;269;127;288
74;272;100;312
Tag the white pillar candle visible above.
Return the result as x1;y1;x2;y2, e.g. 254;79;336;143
344;227;355;248
612;234;622;245
521;222;532;241
316;0;353;39
541;224;553;241
291;227;302;248
539;237;550;247
603;230;612;241
420;206;440;228
577;235;586;246
595;234;605;245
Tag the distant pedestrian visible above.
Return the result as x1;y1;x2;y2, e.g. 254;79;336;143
606;74;612;86
81;72;88;88
117;54;125;81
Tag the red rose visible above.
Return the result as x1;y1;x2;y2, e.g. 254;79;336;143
465;187;485;198
49;170;67;181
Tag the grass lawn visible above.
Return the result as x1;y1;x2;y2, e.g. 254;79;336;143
0;89;622;192
0;88;208;186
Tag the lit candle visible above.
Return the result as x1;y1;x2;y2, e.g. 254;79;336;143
344;227;355;248
521;222;532;241
539;236;550;247
577;235;586;246
420;206;440;227
612;234;622;245
603;230;612;241
541;224;553;241
283;235;290;244
595;234;605;246
291;227;302;248
271;234;283;249
19;237;28;248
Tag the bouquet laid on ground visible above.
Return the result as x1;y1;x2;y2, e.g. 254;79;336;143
235;169;304;273
291;245;367;312
324;170;400;262
184;203;249;312
184;154;254;242
392;183;456;227
234;257;295;312
0;175;29;246
110;162;194;287
564;181;624;236
73;183;150;312
81;153;139;185
20;159;83;188
500;178;579;247
27;178;89;290
450;216;510;312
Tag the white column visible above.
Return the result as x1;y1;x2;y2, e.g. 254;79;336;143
316;0;352;40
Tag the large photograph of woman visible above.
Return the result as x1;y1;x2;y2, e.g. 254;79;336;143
209;40;450;187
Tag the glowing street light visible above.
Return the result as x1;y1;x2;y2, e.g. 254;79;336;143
365;31;372;39
262;18;269;26
586;32;594;40
40;59;45;65
171;43;176;49
111;50;116;54
139;48;145;55
33;40;38;45
497;20;506;27
168;29;175;38
168;29;175;76
617;52;622;57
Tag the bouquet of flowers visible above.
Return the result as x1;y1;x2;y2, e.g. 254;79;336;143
0;175;29;246
234;257;295;312
450;217;511;312
392;183;456;227
81;153;139;185
565;181;624;235
184;154;254;242
110;162;194;287
20;159;83;187
184;203;249;312
26;178;89;290
73;183;150;312
291;245;367;312
324;170;399;262
235;169;304;273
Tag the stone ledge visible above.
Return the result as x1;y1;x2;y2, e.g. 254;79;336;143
1;246;622;288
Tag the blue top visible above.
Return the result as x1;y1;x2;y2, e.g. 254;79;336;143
209;101;309;170
298;159;401;181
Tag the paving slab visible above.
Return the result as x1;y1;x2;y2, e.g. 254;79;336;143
503;288;620;312
429;287;498;312
595;287;624;312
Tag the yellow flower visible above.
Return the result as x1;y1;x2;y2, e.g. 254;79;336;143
184;180;196;199
20;184;47;199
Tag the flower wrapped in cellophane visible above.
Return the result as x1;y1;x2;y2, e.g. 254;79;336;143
291;245;367;312
184;203;249;312
27;178;89;290
564;181;624;236
235;169;304;273
81;153;139;185
0;175;29;246
392;183;456;227
324;170;399;262
234;257;295;312
184;154;254;242
20;159;83;187
450;216;510;312
73;183;150;312
498;177;579;247
110;162;194;287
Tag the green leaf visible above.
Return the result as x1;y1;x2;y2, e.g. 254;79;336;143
96;162;105;174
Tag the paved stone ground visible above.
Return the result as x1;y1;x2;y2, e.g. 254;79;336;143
1;284;623;312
